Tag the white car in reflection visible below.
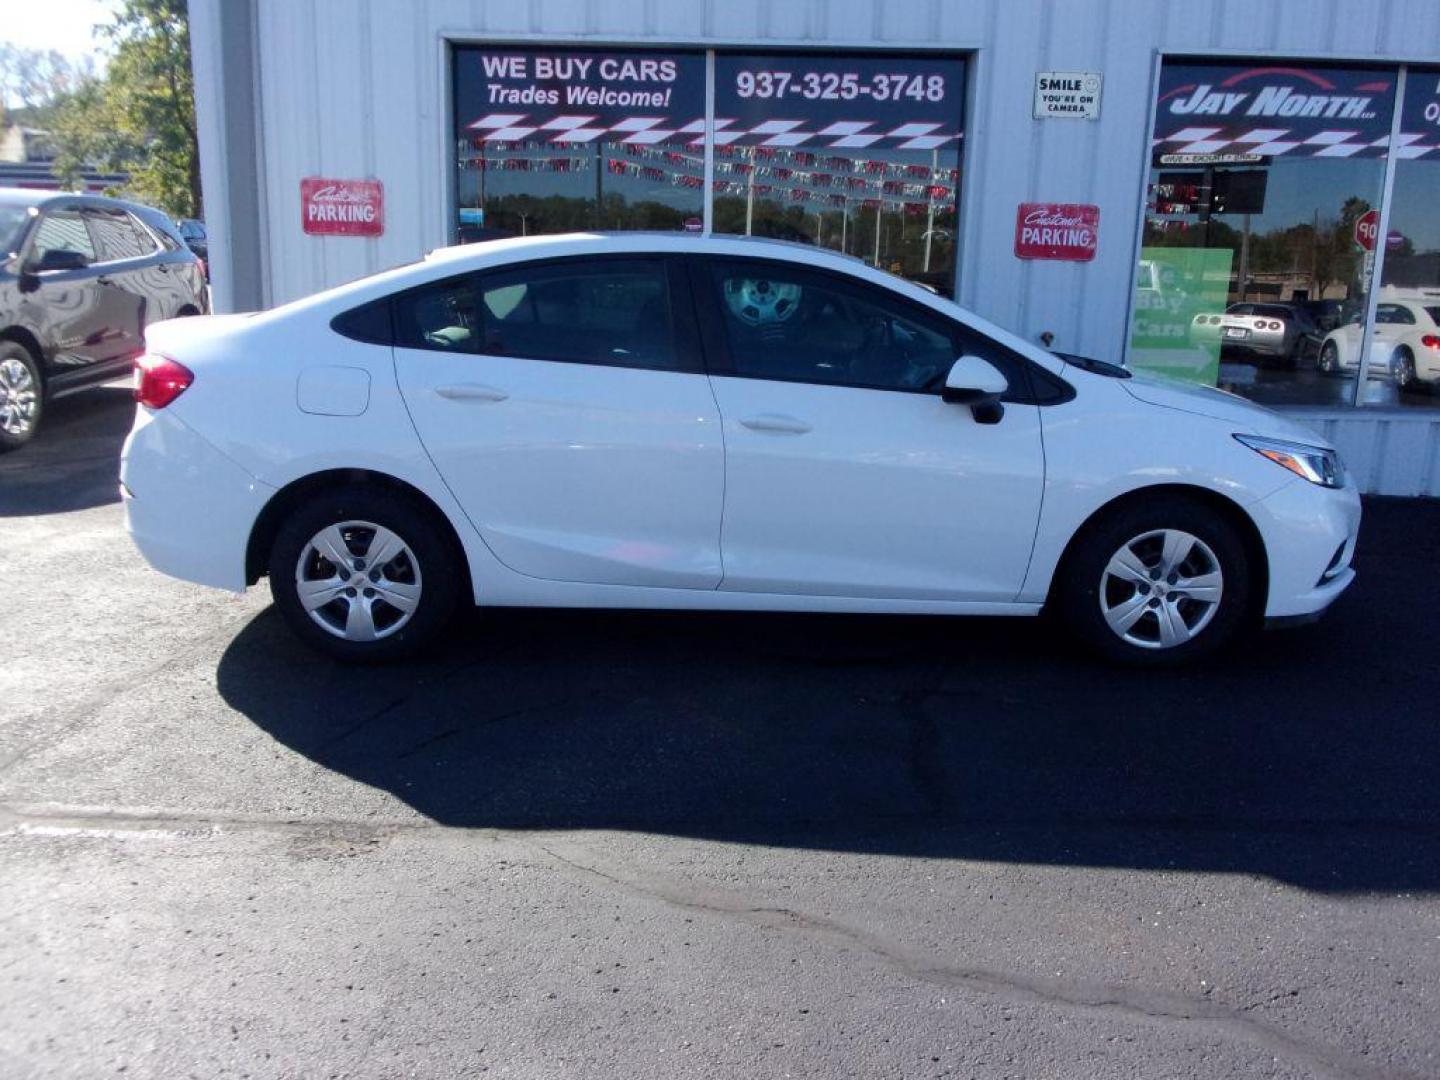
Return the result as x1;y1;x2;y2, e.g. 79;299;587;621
1318;299;1440;391
121;233;1360;666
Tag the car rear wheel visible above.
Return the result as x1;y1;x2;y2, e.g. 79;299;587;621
0;342;43;452
1055;496;1254;665
1393;348;1417;392
268;485;462;662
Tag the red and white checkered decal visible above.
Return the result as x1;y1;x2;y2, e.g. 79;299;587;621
467;114;961;150
1153;126;1440;160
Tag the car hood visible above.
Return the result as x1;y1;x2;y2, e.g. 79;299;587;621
1118;370;1333;447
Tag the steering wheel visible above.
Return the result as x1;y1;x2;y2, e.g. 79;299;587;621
723;276;803;327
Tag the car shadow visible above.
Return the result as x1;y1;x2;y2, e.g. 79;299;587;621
216;497;1440;893
0;385;133;517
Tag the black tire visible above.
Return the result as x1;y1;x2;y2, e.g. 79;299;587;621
1394;347;1417;393
268;484;463;662
1054;495;1254;666
0;340;43;452
1318;341;1340;376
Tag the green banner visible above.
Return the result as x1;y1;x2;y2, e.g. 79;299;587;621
1129;246;1233;385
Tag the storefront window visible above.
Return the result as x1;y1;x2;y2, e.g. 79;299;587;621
709;53;965;294
451;46;706;240
1131;62;1397;407
1375;68;1440;408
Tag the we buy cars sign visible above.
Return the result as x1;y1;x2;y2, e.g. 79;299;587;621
301;177;384;236
1014;203;1099;261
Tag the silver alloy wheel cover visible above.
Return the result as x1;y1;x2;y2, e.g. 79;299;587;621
0;356;38;437
294;519;423;641
723;277;802;326
1099;528;1224;650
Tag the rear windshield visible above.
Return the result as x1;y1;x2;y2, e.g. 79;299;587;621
1426;307;1440;325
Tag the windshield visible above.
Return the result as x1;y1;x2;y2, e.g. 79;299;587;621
0;204;32;255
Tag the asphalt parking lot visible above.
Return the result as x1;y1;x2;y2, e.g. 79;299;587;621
2;386;1438;1079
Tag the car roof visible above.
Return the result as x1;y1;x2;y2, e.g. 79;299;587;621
317;232;892;308
420;230;850;268
0;185;168;217
268;230;1066;380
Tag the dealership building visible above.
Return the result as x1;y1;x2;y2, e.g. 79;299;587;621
190;0;1440;495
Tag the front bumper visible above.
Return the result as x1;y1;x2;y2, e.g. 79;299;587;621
1251;475;1362;620
120;406;274;592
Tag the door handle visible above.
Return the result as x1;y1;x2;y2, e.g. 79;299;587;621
435;383;508;402
739;414;811;434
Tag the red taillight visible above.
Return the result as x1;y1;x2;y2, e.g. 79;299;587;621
1422;335;1440;350
197;257;207;280
134;353;194;409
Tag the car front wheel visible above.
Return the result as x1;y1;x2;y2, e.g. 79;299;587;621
0;342;43;452
268;485;463;662
1318;341;1340;376
1055;496;1254;665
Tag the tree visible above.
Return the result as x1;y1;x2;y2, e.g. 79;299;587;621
0;45;93;121
49;0;199;219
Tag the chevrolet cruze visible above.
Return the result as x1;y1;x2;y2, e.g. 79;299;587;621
120;233;1360;664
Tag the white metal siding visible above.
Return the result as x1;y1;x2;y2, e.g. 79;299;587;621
193;0;1440;494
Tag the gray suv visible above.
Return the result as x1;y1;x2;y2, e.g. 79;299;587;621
0;188;209;450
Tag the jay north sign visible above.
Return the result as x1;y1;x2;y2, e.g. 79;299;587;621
1153;64;1396;158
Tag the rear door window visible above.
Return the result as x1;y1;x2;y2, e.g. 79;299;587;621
392;258;682;371
86;208;156;262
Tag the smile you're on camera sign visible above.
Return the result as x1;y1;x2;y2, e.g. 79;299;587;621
1033;71;1102;119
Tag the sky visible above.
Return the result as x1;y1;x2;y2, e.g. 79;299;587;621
1;0;119;65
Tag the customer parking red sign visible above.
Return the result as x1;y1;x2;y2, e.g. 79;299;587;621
1014;202;1099;261
301;177;384;236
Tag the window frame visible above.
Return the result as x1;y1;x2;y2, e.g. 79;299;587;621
381;253;705;375
687;254;1066;405
1376;303;1416;326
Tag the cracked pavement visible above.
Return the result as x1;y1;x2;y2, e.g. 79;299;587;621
2;387;1438;1079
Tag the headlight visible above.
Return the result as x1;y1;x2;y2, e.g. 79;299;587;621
1234;434;1345;488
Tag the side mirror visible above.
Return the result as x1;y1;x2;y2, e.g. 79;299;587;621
28;248;90;274
941;355;1008;424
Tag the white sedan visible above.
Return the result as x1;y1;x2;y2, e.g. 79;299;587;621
121;233;1360;664
1318;299;1440;391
